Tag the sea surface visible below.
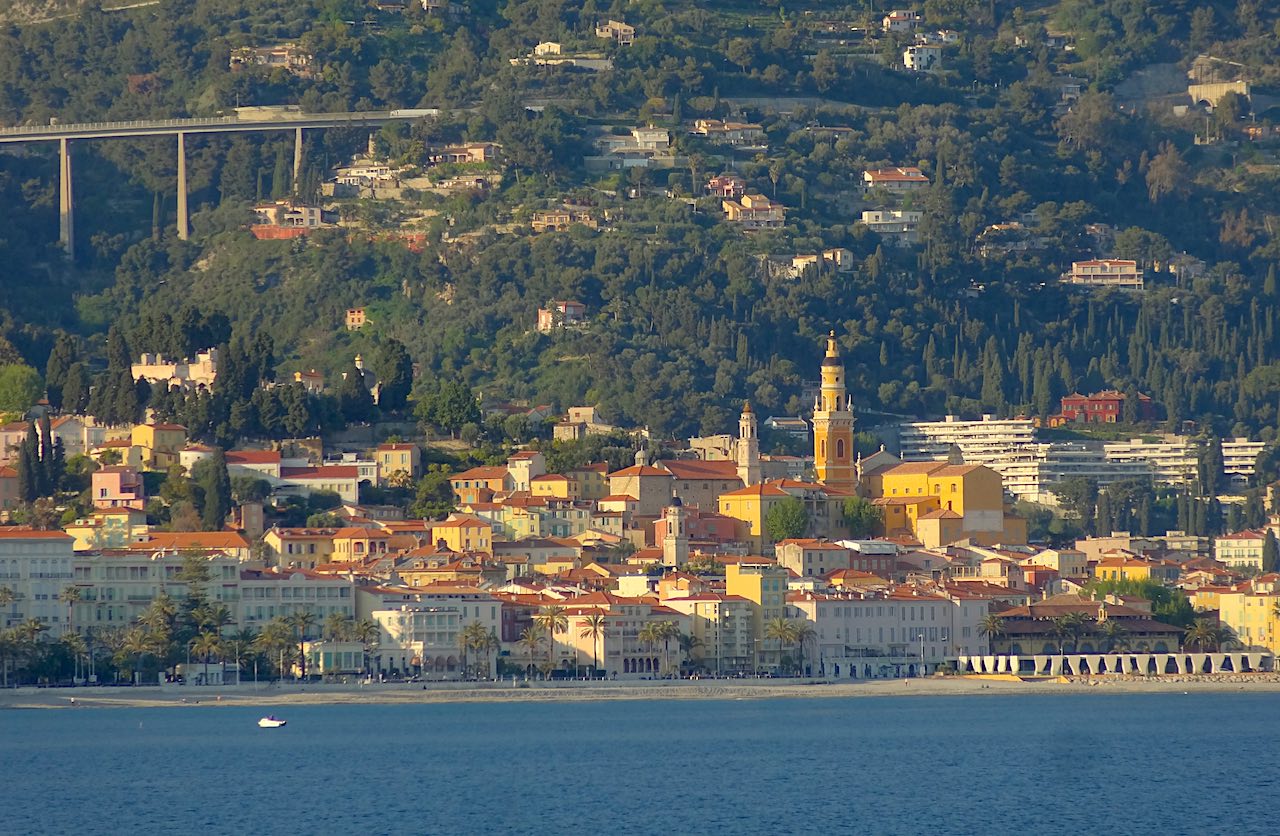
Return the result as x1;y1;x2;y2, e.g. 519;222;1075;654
1;693;1273;835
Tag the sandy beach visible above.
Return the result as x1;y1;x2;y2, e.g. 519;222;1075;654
4;674;1280;710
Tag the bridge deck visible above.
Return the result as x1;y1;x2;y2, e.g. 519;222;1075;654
0;110;435;143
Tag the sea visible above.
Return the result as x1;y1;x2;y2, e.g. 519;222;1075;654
1;693;1274;835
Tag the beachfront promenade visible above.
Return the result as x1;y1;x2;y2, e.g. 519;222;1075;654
958;651;1274;677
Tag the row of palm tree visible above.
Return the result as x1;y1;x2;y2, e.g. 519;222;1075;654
458;621;499;678
637;621;681;677
978;612;1237;655
764;618;817;676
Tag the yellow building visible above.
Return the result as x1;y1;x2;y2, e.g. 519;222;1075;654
725;561;790;672
130;423;188;470
717;479;848;550
531;474;580;500
863;460;1016;545
812;332;856;493
374;443;421;486
566;463;610;501
431;515;494;554
1219;576;1280;654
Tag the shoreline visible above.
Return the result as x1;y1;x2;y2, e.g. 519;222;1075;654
3;674;1280;710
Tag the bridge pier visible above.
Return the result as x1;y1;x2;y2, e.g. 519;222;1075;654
293;127;303;194
176;131;188;241
58;137;73;258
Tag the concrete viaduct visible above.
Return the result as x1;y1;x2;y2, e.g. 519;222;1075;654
0;108;436;256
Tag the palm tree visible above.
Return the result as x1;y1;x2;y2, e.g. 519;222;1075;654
194;603;233;636
352;619;381;677
254;619;295;680
517;625;545;678
0;628;16;687
285;609;318;681
678;632;704;674
18;617;48;645
1185;618;1233;652
227;628;257;683
637;623;661;675
61;632;87;683
764;617;798;673
1098;619;1128;653
140;593;178;635
459;622;490;678
325;612;354;643
189;631;222;686
0;585;14;625
654;621;680;678
978;613;1006;647
61;586;83;638
579;613;608;677
122;626;151;684
534;606;568;675
793;623;817;677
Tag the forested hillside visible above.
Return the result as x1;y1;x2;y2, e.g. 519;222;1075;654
3;0;1280;447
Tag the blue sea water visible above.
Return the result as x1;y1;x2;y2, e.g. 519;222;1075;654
0;694;1273;835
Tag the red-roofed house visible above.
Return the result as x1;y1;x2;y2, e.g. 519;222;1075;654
227;449;283;479
656;459;743;510
279;465;361;503
775;539;852;578
451;465;514;505
863;166;928;191
431;515;494;554
0;465;17;509
608;464;674;518
91;465;146;511
128;531;252;561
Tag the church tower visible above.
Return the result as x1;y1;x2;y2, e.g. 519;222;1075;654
812;331;856;492
736;401;762;487
661;497;689;567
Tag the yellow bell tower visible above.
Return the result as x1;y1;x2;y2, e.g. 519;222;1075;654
812;331;856;492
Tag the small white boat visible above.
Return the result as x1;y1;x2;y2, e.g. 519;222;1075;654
257;716;287;728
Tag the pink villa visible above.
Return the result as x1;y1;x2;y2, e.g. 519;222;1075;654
92;465;146;511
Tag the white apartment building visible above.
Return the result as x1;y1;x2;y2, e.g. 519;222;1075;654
1103;436;1200;486
898;415;1036;461
788;587;988;678
0;530;76;632
70;551;241;631
237;569;356;630
859;209;923;245
1223;438;1266;490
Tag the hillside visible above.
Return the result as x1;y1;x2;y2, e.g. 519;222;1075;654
2;0;1280;454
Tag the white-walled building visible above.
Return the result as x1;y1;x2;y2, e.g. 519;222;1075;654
787;585;988;678
0;530;76;633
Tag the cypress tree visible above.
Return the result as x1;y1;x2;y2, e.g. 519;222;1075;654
15;429;37;503
198;449;232;531
45;335;78;411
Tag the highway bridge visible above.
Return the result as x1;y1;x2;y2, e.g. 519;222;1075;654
0;109;437;255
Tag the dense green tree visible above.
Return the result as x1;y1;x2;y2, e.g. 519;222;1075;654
194;449;232;532
764;498;808;542
374;339;413;413
842;496;883;538
0;365;42;414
